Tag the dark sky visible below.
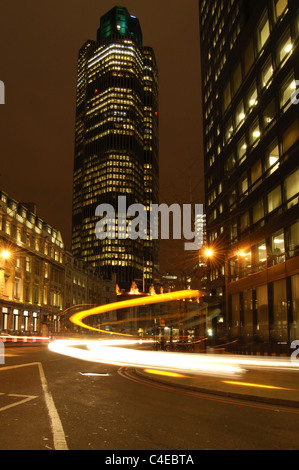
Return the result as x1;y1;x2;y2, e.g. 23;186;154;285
0;0;204;272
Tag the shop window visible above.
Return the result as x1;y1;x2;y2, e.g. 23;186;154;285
256;285;269;341
272;279;288;342
290;275;299;342
242;289;253;336
267;185;282;213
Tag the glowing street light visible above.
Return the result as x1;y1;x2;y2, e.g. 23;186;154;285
1;250;10;260
205;248;214;258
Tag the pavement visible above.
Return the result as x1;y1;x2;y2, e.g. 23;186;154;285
136;359;299;408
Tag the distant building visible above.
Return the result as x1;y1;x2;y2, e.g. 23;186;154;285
64;252;117;333
200;0;299;343
71;6;159;291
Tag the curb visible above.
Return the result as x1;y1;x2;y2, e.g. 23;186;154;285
135;369;299;409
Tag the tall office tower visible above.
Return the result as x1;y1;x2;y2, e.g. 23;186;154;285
199;0;299;343
72;6;159;291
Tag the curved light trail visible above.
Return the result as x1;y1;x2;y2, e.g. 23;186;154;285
69;289;200;336
48;289;299;379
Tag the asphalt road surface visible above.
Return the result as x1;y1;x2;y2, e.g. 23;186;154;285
1;344;299;451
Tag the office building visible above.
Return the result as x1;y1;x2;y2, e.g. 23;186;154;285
199;0;299;343
71;6;159;291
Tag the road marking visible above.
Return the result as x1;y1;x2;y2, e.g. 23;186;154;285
0;393;38;412
79;372;110;376
0;362;68;450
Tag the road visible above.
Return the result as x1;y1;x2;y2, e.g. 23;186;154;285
0;344;299;451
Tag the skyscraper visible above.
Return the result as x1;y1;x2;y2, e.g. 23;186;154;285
200;0;299;344
72;6;159;291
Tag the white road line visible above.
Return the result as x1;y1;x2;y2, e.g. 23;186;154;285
0;362;68;450
37;363;68;451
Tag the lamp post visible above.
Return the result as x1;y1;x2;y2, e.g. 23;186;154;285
195;246;214;351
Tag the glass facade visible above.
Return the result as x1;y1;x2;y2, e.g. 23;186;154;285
72;7;159;291
200;0;299;343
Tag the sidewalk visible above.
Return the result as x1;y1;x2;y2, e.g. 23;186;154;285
136;364;299;408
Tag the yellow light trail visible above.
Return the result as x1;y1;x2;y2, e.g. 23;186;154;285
69;289;200;336
222;380;293;391
144;369;187;378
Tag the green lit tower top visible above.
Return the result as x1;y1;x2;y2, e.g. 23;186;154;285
72;6;159;291
97;6;143;46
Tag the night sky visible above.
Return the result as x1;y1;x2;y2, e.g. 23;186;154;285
0;0;204;274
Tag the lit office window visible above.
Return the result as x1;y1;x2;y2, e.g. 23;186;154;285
274;0;288;21
269;229;285;265
282;120;299;154
251;159;262;189
263;99;276;129
257;11;270;52
252;199;264;224
223;82;232;112
277;30;293;65
244;38;255;76
272;279;288;342
288;220;299;257
261;57;273;88
285;169;299;209
253;241;267;270
267;185;282;213
249;119;261;147
265;140;280;174
235;100;245;128
237;136;247;164
246;81;258;111
280;73;296;110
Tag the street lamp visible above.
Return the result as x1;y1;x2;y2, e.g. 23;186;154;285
205;248;214;258
1;250;10;260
